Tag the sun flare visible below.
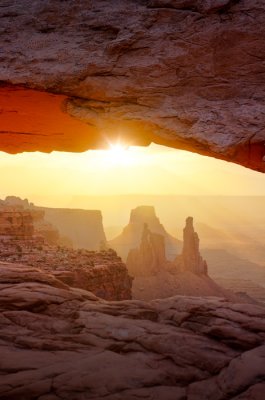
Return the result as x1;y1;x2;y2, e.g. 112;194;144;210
98;142;140;167
108;143;129;164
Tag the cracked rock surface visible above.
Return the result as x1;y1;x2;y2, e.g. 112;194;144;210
0;0;264;170
0;262;264;399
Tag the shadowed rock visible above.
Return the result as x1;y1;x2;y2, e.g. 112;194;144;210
0;262;264;399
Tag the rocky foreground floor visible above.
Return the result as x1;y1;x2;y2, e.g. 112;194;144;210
0;262;265;400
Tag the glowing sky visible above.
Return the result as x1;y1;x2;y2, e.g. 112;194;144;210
0;143;265;207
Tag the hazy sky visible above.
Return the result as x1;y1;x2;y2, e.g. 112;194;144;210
0;143;265;207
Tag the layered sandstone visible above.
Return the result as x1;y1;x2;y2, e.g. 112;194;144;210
0;198;132;300
0;262;264;400
2;196;65;246
109;206;181;260
0;0;264;171
2;196;107;251
0;208;34;239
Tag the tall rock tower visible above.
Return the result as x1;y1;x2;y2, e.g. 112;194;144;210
178;217;208;275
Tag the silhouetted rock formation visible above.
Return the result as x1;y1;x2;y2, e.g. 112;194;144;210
127;223;167;277
109;206;181;261
128;217;245;302
0;262;264;400
176;216;208;275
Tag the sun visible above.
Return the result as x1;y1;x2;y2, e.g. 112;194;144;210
109;143;128;161
90;142;149;168
102;142;132;166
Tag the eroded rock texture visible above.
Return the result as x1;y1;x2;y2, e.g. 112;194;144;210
0;0;264;171
0;262;264;400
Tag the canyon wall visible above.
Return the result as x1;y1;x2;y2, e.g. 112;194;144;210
41;207;106;251
0;208;35;239
3;196;107;250
0;198;132;301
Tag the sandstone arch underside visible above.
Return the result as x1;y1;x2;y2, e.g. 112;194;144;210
0;0;265;172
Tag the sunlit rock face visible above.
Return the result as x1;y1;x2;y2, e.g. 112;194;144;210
0;0;265;171
0;263;264;400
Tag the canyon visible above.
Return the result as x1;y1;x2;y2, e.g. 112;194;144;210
0;197;264;398
127;215;247;302
1;0;265;398
0;0;264;172
0;198;132;301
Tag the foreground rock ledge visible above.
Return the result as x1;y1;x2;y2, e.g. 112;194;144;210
0;262;265;400
0;0;265;171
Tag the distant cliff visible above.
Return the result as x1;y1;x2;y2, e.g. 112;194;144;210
109;206;181;261
3;196;107;251
41;207;106;251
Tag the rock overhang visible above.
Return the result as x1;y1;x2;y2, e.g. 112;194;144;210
0;0;264;172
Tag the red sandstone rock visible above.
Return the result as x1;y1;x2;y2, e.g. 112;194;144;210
0;206;34;239
0;1;264;171
0;234;132;301
0;262;264;399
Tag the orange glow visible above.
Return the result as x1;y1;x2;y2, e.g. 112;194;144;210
0;86;98;153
